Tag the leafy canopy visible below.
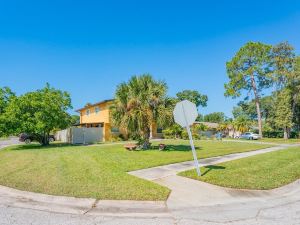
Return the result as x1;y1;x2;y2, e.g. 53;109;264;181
225;42;273;98
176;90;208;107
3;84;72;144
203;112;225;123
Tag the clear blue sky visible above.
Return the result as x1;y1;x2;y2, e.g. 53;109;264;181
0;0;299;116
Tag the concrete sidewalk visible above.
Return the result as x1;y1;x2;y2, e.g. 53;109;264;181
129;145;287;181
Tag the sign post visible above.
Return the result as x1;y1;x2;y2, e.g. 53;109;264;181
173;100;201;176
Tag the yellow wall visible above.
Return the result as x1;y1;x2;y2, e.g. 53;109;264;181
80;102;111;125
79;100;163;141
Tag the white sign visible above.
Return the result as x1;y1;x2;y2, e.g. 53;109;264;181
173;100;201;176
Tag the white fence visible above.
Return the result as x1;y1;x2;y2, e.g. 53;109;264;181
55;127;103;144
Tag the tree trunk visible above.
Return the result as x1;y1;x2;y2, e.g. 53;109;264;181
283;127;288;140
141;128;151;149
250;74;263;137
42;132;50;146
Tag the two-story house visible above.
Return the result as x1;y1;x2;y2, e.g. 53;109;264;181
76;99;162;142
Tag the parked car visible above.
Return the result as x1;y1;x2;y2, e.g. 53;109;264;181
240;132;261;140
19;133;55;144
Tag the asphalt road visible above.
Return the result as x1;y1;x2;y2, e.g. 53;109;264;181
0;137;20;150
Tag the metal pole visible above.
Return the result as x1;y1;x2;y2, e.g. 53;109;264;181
182;104;201;176
186;126;201;176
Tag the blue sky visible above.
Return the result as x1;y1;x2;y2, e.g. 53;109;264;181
0;0;300;116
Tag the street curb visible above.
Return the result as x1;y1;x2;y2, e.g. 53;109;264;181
0;185;170;217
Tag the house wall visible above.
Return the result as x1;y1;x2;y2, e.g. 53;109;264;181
78;101;162;141
80;102;111;125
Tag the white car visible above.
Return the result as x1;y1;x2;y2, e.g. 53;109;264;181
240;132;261;140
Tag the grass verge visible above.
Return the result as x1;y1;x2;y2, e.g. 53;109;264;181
0;140;270;200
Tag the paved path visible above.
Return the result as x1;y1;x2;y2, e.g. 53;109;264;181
129;145;288;180
0;141;299;224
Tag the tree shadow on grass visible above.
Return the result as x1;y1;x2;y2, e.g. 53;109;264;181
151;144;202;152
202;165;226;176
11;143;74;151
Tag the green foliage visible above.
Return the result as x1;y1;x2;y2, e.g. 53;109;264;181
274;89;293;139
196;113;204;122
0;87;15;137
233;115;252;133
110;74;172;147
263;131;298;139
176;90;208;107
181;130;201;140
70;115;80;126
193;123;208;132
271;42;295;87
162;124;183;139
237;96;274;121
3;84;72;145
225;42;273;98
225;42;273;136
203;112;225;123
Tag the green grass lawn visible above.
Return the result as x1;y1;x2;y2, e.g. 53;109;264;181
260;138;300;144
225;137;300;144
179;147;300;190
0;140;270;200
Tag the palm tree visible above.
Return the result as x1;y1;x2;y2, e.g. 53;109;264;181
110;74;173;148
233;116;252;133
218;121;231;137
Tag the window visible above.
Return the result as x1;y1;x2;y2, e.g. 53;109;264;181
86;109;90;116
111;127;120;133
157;128;163;134
95;107;100;114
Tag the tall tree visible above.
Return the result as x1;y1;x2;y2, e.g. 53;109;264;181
4;84;72;145
293;57;300;133
237;96;274;122
203;112;225;123
0;87;15;114
274;89;293;139
0;87;15;137
225;42;273;137
271;42;298;138
110;74;172;148
176;90;208;107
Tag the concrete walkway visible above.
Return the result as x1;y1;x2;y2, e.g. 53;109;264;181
129;145;288;181
0;141;299;224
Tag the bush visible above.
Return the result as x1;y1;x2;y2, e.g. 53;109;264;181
263;131;299;139
109;134;125;142
162;129;175;139
181;130;201;140
162;124;183;139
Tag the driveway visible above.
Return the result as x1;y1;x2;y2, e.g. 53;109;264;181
0;141;299;224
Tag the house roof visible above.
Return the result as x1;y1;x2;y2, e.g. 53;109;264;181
76;99;114;112
194;121;219;129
